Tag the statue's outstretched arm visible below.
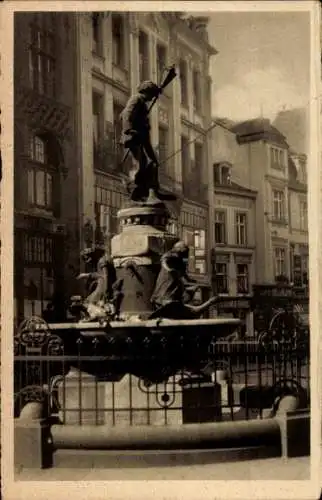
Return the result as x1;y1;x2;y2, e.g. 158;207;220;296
161;254;174;273
77;272;100;280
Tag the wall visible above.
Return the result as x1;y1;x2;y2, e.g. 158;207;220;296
214;190;256;294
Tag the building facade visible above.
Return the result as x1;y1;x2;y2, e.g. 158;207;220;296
210;119;308;328
211;123;257;328
14;13;80;323
230;118;309;286
288;152;309;287
76;12;216;292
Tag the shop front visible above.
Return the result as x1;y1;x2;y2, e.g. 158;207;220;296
251;283;309;333
14;216;66;325
216;296;253;336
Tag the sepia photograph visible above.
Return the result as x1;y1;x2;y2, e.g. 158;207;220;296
1;1;321;499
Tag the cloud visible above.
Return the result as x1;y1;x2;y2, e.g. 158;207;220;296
212;67;308;122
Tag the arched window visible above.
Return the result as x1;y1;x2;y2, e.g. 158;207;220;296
27;132;62;215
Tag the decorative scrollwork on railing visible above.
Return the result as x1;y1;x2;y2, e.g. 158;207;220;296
46;334;64;356
48;375;65;412
137;376;177;409
14;335;21;356
14;384;49;417
16;316;51;350
155;389;176;409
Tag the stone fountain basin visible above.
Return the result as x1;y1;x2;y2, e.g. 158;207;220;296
25;318;241;383
47;317;241;343
15;318;241;381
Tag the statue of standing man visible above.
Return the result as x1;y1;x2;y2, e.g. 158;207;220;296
120;80;176;203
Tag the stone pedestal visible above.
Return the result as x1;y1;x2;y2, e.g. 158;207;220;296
57;368;105;425
111;200;177;318
104;374;183;426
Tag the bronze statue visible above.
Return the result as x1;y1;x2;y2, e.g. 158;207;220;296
120;80;176;203
150;241;218;319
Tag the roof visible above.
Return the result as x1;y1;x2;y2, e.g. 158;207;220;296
232;118;289;147
213;117;237;130
215;181;257;197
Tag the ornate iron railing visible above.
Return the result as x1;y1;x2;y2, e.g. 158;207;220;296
14;318;310;427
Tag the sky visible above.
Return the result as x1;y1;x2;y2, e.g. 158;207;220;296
206;12;310;123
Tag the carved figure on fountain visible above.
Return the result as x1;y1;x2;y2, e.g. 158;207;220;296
69;247;124;321
150;241;218;320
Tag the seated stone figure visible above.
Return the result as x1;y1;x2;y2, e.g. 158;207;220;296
76;249;123;321
150;241;218;320
150;241;202;319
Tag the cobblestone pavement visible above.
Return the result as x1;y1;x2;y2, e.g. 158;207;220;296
16;454;310;481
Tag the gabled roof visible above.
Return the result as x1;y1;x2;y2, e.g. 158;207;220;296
232;118;289;148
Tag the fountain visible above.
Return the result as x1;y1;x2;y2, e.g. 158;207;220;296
13;70;310;470
25;195;240;386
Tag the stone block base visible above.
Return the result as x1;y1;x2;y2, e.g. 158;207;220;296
277;409;310;458
14;418;52;470
104;374;183;426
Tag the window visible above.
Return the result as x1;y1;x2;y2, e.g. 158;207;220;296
302;255;309;285
156;43;167;84
274;247;286;277
194;143;203;169
28;135;55;211
29;21;56;97
300;200;308;231
194;229;206;274
22;233;54;319
94;203;110;247
182;226;207;275
92;92;104;155
158;125;168;165
112;14;125;67
182;228;195;273
30;135;46;163
23;234;53;265
299;160;307;184
139;31;149;82
215;263;228;293
181;136;190;172
92;13;103;55
179;59;188;107
113;101;124;162
192;69;201;112
95;186;127;249
271;146;285;169
272;189;285;221
215;211;226;244
235;213;247;245
214;164;231;185
27;169;53;209
236;264;249;294
167;219;179;236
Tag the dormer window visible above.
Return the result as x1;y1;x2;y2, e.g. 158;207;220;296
271;146;285;169
214;162;232;185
